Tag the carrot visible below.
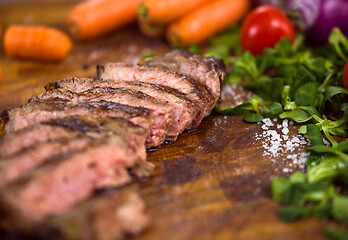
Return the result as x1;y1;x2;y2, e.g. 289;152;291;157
166;0;251;47
138;0;210;25
67;0;142;41
4;25;72;61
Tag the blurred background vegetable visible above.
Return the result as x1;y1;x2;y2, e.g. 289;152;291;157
66;0;142;41
4;25;72;61
138;0;210;25
253;0;348;44
166;0;251;47
240;5;296;55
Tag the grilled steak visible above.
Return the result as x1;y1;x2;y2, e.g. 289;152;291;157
36;87;174;148
1;188;148;240
139;49;225;101
45;77;199;141
0;124;83;158
1;116;152;179
97;62;215;128
0;137;92;185
6;98;152;135
0;134;133;221
0;109;8;137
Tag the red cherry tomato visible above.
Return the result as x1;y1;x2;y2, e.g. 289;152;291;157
343;61;348;89
240;6;296;55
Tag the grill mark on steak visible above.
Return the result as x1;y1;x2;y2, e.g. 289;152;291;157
0;135;133;221
0;124;83;158
37;87;174;148
139;49;225;101
45;77;199;141
6;98;152;136
0;137;92;185
97;62;215;128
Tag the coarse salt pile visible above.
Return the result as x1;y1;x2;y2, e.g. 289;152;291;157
254;118;311;173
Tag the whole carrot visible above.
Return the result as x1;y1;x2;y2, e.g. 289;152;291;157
67;0;142;41
166;0;251;47
4;25;72;61
138;0;210;25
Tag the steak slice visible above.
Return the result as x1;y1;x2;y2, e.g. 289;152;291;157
0;137;92;185
1;188;148;240
46;77;199;141
6;98;151;136
97;62;215;128
0;116;153;179
37;87;174;148
0;134;133;221
0;124;83;158
139;49;225;101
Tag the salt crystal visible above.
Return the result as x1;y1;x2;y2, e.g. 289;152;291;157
262;118;274;127
282;127;289;135
282;119;289;128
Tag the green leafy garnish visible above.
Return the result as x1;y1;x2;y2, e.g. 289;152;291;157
196;26;348;237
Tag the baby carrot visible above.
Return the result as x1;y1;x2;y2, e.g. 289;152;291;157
4;25;72;61
138;0;210;24
67;0;142;41
166;0;251;47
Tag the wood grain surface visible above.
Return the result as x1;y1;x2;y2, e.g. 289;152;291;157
0;1;334;239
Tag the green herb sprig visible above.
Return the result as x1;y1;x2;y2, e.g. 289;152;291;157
199;27;348;238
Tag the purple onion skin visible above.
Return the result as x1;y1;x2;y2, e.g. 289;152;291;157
253;0;348;44
304;0;348;44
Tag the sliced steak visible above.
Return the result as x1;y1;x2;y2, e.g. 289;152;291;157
1;188;148;240
37;87;174;148
46;77;199;141
0;109;8;137
97;62;215;128
139;49;225;101
0;137;92;185
1;116;152;179
0;134;133;221
6;98;151;136
0;124;83;158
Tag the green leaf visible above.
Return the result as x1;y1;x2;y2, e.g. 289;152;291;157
332;195;348;223
272;178;291;202
337;140;348;152
326;86;348;100
294;82;317;106
289;171;307;184
243;112;263;122
305;124;324;146
279;109;312;123
325;226;348;240
263;102;283;119
278;206;311;222
307;156;342;183
244;76;284;102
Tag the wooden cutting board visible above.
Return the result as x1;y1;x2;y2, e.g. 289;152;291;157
0;1;334;239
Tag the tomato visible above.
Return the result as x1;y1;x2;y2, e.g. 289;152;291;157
343;61;348;89
240;6;296;55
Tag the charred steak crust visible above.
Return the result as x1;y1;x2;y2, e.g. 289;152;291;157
36;87;174;148
6;97;152;134
139;49;225;101
97;63;215;128
45;77;199;141
0;116;151;185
